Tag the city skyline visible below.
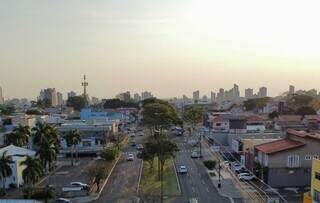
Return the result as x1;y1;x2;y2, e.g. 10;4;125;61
1;0;320;99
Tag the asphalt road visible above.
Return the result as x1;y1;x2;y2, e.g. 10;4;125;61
172;137;230;203
93;135;144;203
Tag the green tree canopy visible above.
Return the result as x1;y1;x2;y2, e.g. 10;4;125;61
244;97;271;111
20;156;43;186
295;106;316;116
6;125;31;147
103;98;138;109
183;106;204;126
66;96;86;111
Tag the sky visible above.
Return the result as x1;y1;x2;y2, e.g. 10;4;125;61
1;0;320;100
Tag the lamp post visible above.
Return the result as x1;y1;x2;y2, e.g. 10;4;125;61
218;158;221;188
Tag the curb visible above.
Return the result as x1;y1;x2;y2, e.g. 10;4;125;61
172;159;182;194
136;160;144;194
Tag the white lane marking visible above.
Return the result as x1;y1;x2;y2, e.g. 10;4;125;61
228;197;235;203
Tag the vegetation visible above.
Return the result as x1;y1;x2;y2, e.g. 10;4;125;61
85;163;108;192
0;105;15;115
203;160;217;170
295;106;316;116
21;156;43;187
183;106;204;127
6;125;31;147
65;130;81;166
37;99;52;108
268;111;279;119
30;186;55;203
33;123;59;172
100;147;119;161
244;97;271;111
103;98;139;109
66;96;86;111
0;151;13;195
26;109;43;115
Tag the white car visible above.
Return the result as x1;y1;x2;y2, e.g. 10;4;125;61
178;165;188;174
127;153;134;161
70;182;89;189
55;198;71;203
238;173;255;181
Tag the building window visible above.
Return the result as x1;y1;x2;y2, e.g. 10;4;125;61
287;155;300;168
305;155;312;160
315;172;320;181
313;155;319;160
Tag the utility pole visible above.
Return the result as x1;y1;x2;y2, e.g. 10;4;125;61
199;130;202;158
218;159;221;188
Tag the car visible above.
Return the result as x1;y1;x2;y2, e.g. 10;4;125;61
238;173;255;181
130;133;135;138
55;198;71;203
237;168;250;174
178;165;188;174
231;162;242;171
188;198;198;203
70;182;89;189
131;141;136;147
136;144;144;150
127;153;134;161
191;151;201;158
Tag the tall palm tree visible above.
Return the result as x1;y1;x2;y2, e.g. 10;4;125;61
20;156;43;187
65;130;81;166
6;125;30;147
0;151;13;195
37;137;57;173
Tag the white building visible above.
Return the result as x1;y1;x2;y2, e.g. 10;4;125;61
0;145;36;188
0;87;4;105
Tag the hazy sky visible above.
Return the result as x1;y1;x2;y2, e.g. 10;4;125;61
1;0;320;100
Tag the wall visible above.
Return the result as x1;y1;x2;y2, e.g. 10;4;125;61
268;168;311;187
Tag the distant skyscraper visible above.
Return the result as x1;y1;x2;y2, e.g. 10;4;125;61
289;85;295;95
116;91;131;102
141;91;153;100
57;92;63;106
233;84;240;98
0;87;4;105
193;90;200;102
217;88;225;102
258;87;267;98
245;88;254;99
39;88;58;106
67;91;77;99
210;91;216;102
133;93;141;102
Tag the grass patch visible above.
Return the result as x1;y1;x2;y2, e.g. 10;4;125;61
139;157;180;198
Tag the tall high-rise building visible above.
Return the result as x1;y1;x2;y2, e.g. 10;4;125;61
141;91;153;100
210;91;216;102
258;87;267;98
245;88;254;99
39;88;58;106
289;85;295;95
193;90;200;102
0;87;4;105
57;92;63;106
116;91;131;102
67;91;77;99
233;84;240;98
217;88;225;102
133;93;141;102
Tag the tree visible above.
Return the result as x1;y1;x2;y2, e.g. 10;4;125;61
65;130;81;166
183;106;204;127
66;96;86;111
20;156;43;188
103;98;138;109
203;160;217;170
295;106;316;116
243;97;271;111
100;148;118;161
155;138;178;203
85;164;106;192
37;137;57;173
268;111;279;119
0;151;13;195
140;142;156;173
6;125;30;147
26;109;43;115
0;105;15;115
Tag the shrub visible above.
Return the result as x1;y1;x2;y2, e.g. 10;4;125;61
203;160;217;170
9;183;17;189
100;148;119;161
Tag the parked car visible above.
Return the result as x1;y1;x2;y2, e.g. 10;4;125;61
127;153;134;161
55;198;71;203
237;168;250;174
130;133;135;138
238;173;255;181
70;182;89;189
178;165;188;174
230;162;242;172
131;141;136;146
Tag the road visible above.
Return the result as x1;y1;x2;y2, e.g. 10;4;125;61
93;135;144;203
172;136;230;203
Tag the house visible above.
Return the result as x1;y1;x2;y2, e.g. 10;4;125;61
211;115;230;133
303;158;320;203
246;115;266;133
274;115;304;131
254;129;320;187
0;145;36;188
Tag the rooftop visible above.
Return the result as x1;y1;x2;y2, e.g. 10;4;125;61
255;139;305;154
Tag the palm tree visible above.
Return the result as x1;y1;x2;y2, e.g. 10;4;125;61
33;123;58;148
37;137;57;173
6;125;30;147
0;151;13;195
20;156;43;188
65;130;81;166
